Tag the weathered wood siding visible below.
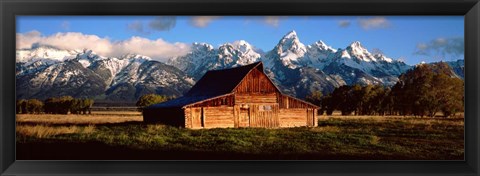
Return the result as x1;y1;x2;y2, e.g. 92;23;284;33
278;95;317;109
278;108;317;127
235;68;278;94
204;107;234;128
233;105;250;127
248;104;279;128
278;109;307;127
187;94;234;108
235;93;277;104
185;107;234;129
306;108;317;127
185;107;203;129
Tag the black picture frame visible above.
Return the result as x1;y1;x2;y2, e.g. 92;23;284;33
1;0;479;175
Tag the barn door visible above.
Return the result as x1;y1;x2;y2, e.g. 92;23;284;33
190;107;203;129
306;109;315;127
239;108;250;127
250;104;279;128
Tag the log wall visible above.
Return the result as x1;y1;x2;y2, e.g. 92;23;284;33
185;107;234;129
248;104;280;128
204;107;235;128
187;94;234;108
278;95;317;109
235;93;277;104
278;109;307;127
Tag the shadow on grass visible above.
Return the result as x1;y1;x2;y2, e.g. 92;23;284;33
17;140;418;160
16;120;463;160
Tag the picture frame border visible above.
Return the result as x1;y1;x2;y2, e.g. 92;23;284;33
1;0;479;175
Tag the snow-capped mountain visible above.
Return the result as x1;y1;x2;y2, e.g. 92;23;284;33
261;30;411;97
16;30;462;102
167;41;262;80
445;59;465;79
16;46;194;102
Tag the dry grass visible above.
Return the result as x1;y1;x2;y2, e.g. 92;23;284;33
16;124;96;138
16;113;142;125
16;111;464;160
90;111;141;116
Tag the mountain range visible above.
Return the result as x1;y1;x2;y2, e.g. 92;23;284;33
16;31;464;103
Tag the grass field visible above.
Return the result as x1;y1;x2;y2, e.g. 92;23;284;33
16;112;464;160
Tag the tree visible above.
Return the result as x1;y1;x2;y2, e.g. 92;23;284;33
82;99;94;114
57;96;74;114
136;94;169;110
390;62;464;117
16;99;26;114
330;85;356;115
44;97;94;115
27;99;44;114
321;94;335;115
306;91;323;114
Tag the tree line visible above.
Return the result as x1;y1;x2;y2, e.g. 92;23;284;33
16;96;94;114
136;94;173;111
307;62;464;118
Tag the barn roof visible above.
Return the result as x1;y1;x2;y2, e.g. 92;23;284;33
185;62;263;97
146;61;318;109
146;62;264;109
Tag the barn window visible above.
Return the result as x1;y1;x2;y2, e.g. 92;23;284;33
259;105;272;111
264;105;272;111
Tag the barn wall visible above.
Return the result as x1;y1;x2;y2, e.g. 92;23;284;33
235;68;278;94
204;107;235;128
185;107;235;129
143;108;185;127
185;107;202;129
188;94;234;108
235;93;277;104
278;108;317;127
278;95;317;109
279;109;307;127
248;104;279;128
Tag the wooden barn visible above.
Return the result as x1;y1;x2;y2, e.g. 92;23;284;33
143;62;319;128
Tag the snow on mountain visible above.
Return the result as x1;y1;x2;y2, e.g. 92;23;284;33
167;41;261;80
17;31;445;101
16;45;80;67
225;40;261;65
265;30;307;69
16;45;193;102
260;32;413;97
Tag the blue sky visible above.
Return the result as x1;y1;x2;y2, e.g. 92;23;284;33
16;16;464;65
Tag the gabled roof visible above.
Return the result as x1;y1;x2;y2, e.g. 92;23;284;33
146;62;264;109
146;61;318;109
185;62;264;97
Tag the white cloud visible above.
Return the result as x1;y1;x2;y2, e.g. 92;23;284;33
113;37;191;60
189;16;221;28
358;17;391;30
17;31;191;61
